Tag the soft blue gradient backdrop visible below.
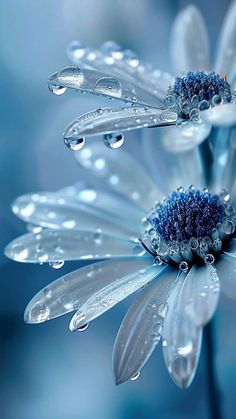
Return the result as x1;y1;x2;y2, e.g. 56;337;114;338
0;1;235;418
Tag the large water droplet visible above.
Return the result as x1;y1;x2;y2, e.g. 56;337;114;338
48;79;67;96
130;371;140;381
64;136;85;151
29;303;50;323
95;77;122;98
103;132;124;149
160;110;178;123
77;323;89;332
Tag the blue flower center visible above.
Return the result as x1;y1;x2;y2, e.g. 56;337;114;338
148;188;225;241
166;71;232;118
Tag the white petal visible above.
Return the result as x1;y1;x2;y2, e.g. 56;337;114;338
11;192;139;239
170;5;210;75
200;103;236;127
5;230;146;263
64;106;177;141
49;66;163;109
180;265;220;327
113;267;177;384
76;141;161;210
142;128;205;194
24;258;155;323
162;273;203;389
216;253;236;300
67;40;174;100
70;263;163;332
215;1;236;80
161;121;211;153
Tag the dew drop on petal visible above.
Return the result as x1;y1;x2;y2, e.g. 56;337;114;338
95;77;122;98
77;323;89;332
64;136;85;151
103;133;124;149
130;371;140;381
49;260;65;270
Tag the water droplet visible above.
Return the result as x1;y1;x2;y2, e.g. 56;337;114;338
130;371;140;381
212;94;222;106
189;108;200;122
95;77;122;98
198;99;210;111
49;260;65;269
160;110;177;123
103;133;124;149
77;323;89;332
48;80;67;96
11;244;29;261
64;136;85;151
30;303;50;323
179;261;189;272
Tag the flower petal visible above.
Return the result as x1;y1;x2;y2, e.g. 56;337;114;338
11;192;139;238
180;264;220;327
5;230;146;263
170;5;210;75
67;41;174;100
161;121;212;153
215;1;236;80
216;252;236;299
113;266;177;385
24;258;155;324
76;141;161;210
142;128;205;194
49;66;163;109
70;263;163;332
162;273;203;389
200;103;236;127
64;106;177;142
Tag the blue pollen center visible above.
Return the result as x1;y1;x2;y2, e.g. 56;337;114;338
148;189;225;242
173;71;231;102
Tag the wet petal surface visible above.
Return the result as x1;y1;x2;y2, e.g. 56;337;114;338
200;103;236;127
216;252;236;300
24;258;155;323
113;267;177;384
161;121;211;153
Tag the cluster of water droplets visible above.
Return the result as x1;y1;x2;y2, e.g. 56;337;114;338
141;186;236;271
165;71;234;122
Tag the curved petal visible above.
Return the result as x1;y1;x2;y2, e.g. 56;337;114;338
11;192;139;239
5;230;146;263
64;106;177;142
113;267;177;385
215;1;236;80
180;264;220;327
142;128;205;194
200;103;236;127
216;252;236;299
69;263;163;332
162;273;203;389
24;258;155;324
76;141;161;210
170;5;210;75
67;40;174;100
48;66;163;109
161;121;212;153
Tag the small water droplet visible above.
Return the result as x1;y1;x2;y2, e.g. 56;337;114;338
103;133;124;149
179;261;189;272
49;260;65;269
160;110;177;123
48;81;67;96
77;323;89;332
130;371;140;381
95;77;122;98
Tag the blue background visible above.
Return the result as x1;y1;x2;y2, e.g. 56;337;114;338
0;1;235;418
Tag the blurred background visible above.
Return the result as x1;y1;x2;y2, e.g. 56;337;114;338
0;0;235;418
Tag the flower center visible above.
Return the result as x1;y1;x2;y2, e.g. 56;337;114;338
165;71;232;119
141;187;235;271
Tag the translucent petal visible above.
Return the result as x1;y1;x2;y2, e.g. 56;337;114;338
64;106;177;141
162;274;203;389
58;184;144;226
5;230;146;263
216;253;236;300
113;267;177;385
76;141;161;210
180;265;220;327
67;40;174;100
200;103;236;127
70;262;162;332
48;66;164;109
142;128;205;194
215;1;236;80
24;258;155;324
161;121;212;153
11;192;139;239
170;5;210;75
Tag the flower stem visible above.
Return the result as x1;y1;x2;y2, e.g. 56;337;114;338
205;321;222;419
